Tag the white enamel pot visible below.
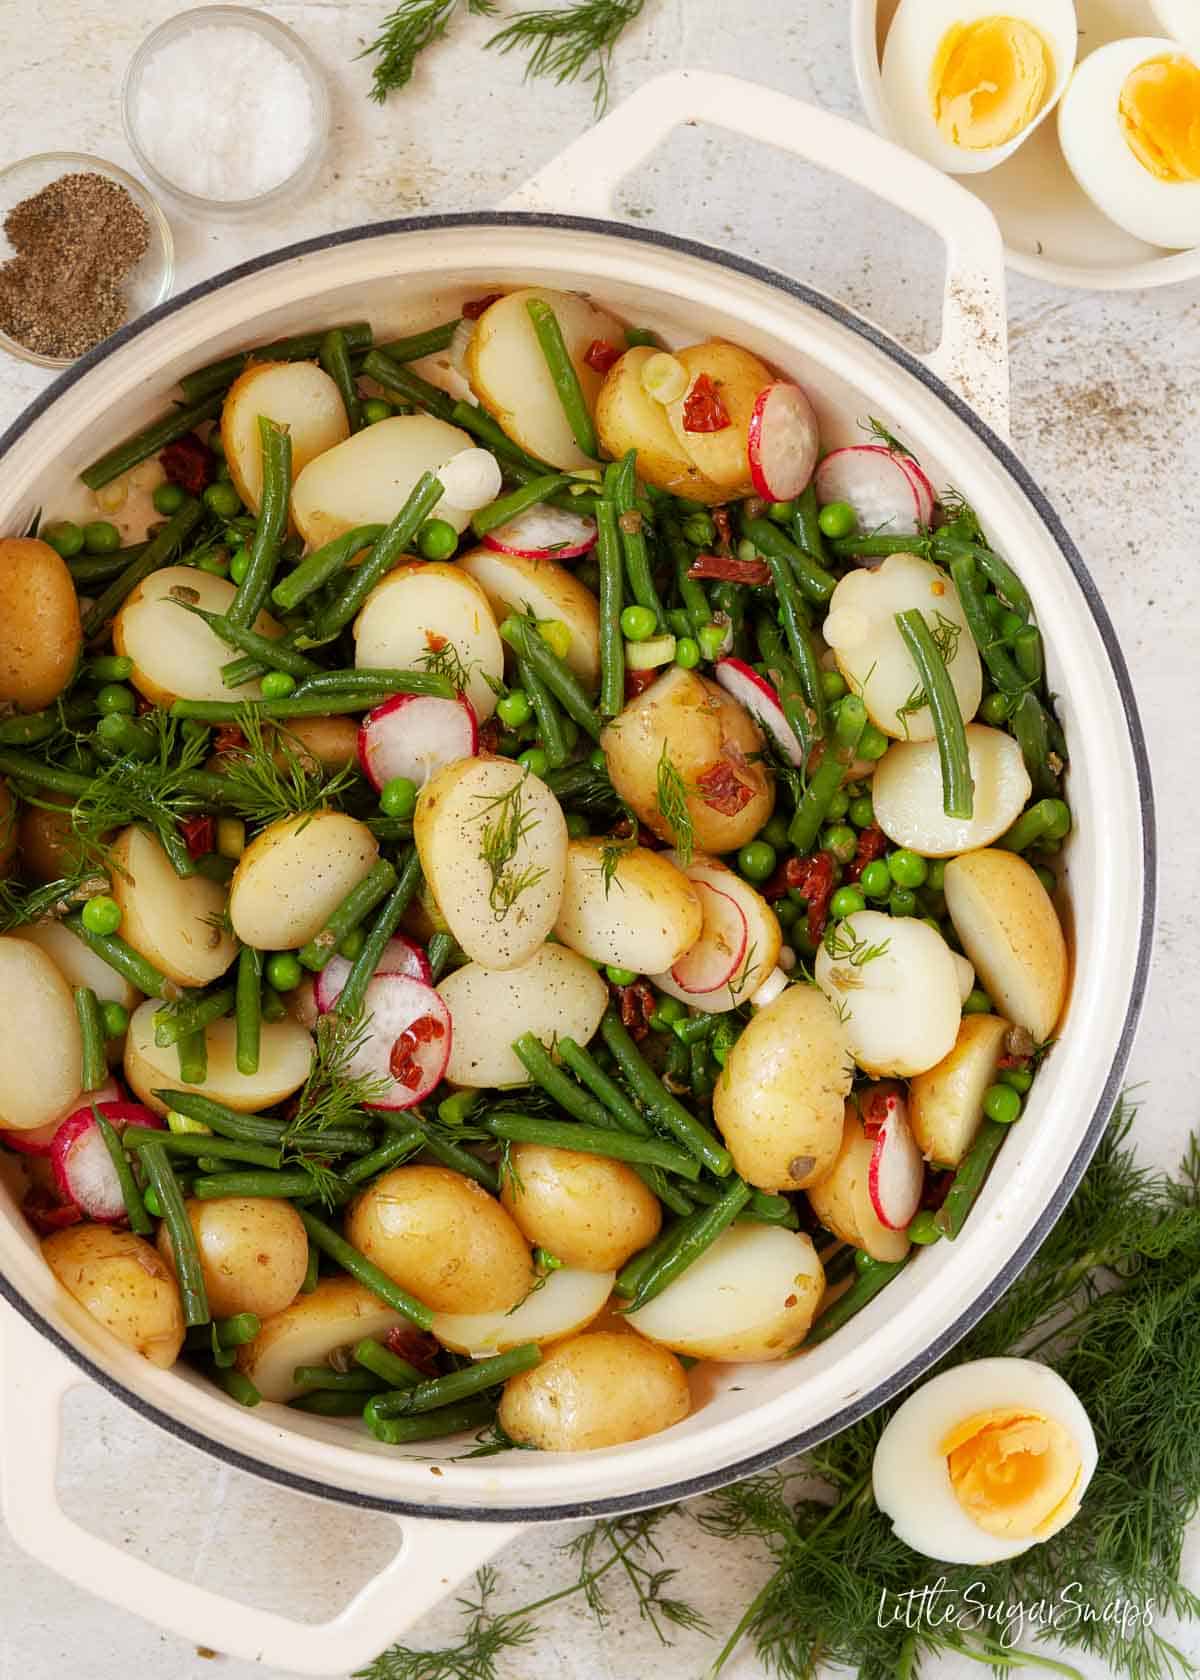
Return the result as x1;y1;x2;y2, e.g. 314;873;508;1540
0;72;1154;1674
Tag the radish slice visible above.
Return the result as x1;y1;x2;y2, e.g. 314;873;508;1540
714;656;805;767
347;975;453;1110
670;882;748;994
866;1090;924;1230
358;692;478;791
746;381;820;502
814;446;923;539
482;505;597;561
1;1077;121;1157
314;936;433;1013
896;455;936;527
51;1100;163;1223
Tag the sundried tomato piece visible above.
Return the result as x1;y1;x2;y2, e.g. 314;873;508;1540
687;553;770;587
625;667;659;699
695;759;754;817
844;824;887;884
784;850;835;944
180;815;215;860
616;980;657;1041
682;372;731;433
584;338;621;374
213;725;248;757
385;1325;442;1376
160;433;212;495
462;292;502;320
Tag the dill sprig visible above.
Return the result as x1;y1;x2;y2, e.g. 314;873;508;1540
655;742;694;868
63;710;210;869
487;0;647;113
822;919;891;974
360;0;498;102
418;638;477;696
0;871;106;934
212;710;358;827
470;772;548;922
895;611;963;734
864;415;913;458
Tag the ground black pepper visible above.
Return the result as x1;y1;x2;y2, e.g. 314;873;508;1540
0;171;151;359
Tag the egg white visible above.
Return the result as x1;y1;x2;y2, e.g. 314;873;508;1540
1058;38;1200;249
872;1357;1098;1565
1149;0;1200;58
880;0;1079;175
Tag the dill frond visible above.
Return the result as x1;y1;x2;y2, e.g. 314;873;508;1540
360;0;498;103
213;710;358;827
469;772;548;922
486;0;647;114
655;742;694;868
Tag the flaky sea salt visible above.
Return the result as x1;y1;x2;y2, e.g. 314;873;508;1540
133;23;317;202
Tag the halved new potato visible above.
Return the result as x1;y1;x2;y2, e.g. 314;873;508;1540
909;1013;1011;1167
290;413;477;548
16;917;140;1010
114;566;280;706
814;910;962;1078
0;537;82;712
626;1224;825;1360
649;852;781;1013
124;1001;313;1115
221;360;349;514
663;341;774;494
595;347;725;503
466;287;624;469
601;666;774;855
0;935;82;1130
944;850;1068;1041
237;1275;415;1403
432;1264;614;1357
871;725;1031;856
110;826;237;989
457;546;601;690
353;562;503;724
437;943;608;1088
553;840;702;974
498;1330;690;1450
807;1105;911;1265
500;1142;662;1271
228;811;378;952
415;756;567;970
43;1225;184;1368
712;982;853;1189
821;554;982;741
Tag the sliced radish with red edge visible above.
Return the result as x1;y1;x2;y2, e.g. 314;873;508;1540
482;505;597;562
314;935;433;1014
669;882;749;994
896;455;936;527
866;1090;924;1230
814;446;923;540
1;1077;121;1158
358;692;478;792
51;1100;163;1223
714;657;805;768
347;975;453;1110
746;381;820;502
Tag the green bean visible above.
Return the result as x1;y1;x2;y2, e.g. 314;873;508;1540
216;1368;261;1407
335;848;422;1021
368;1344;539;1420
499;615;602;741
300;1241;320;1294
74;987;108;1092
290;667;455;701
524;299;597;457
373;320;458;364
614;1220;685;1298
789;483;832;569
947;552;1026;694
309;472;444;642
744;517;836;606
68;544;149;586
168;596;321;682
140;1141;209;1324
1013;624;1044;686
471;474;571;538
447;400;554;475
596;500;625;718
512;1034;620;1130
179;324;373;403
360;351;456;423
0;749;88;797
153;1090;287;1143
154;987;235;1049
895;609;973;821
289;1389;368;1416
690;1039;715;1102
942;537;1032;620
298;859;397;973
666;517;711;635
81;500;204;637
193;1169;330;1199
686;1179;794;1226
486;1112;700;1178
760;560;825;730
392;1116;500;1195
788;695;868;853
84;654;134;682
320;327;363;433
426;930;459;983
293;1364;384;1393
235;947;262;1076
1010;690;1059;795
363;1398;496;1445
830;534;927;561
612;451;662;622
805;1255;911;1345
64;914;173;1000
600;1010;732;1178
999;797;1072;854
299;1208;433;1329
0;696;94;748
81;394;224;490
186;1313;262;1354
672;1014;715;1046
340;1130;424;1187
92;1105;152;1235
820;1244;857;1287
354;1336;424;1388
755;616;818;764
172;693;383;724
937;1120;1009;1239
516;656;570;769
92;713;158;764
624;1177;752;1310
556;1036;651;1137
270;524;385;612
227;418;290;628
125;1127;282;1169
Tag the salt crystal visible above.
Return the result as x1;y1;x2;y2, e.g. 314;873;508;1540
133;24;317;202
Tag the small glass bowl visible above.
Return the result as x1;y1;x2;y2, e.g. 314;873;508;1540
122;6;329;217
0;152;173;369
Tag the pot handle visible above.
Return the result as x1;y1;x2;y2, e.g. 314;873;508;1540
0;1307;522;1676
504;69;1010;437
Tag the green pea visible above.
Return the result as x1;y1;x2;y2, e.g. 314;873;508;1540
774;896;798;928
830;886;866;919
999;610;1025;641
214;460;233;483
985;594;1009;628
888;887;918;918
820;669;848;703
438;1090;476;1126
497;690;532;728
588;748;607;772
1001;1067;1034;1093
621;605;657;642
962;987;993;1015
207;431;226;460
982;1083;1022;1125
695;623;726;662
196;553;230;577
817;501;856;540
83;520;121;555
42;521;84;558
768;500;797;523
760;814;790;850
887;848;928;888
338;926;366;961
96;683;136;716
260;672;296;700
682;512;715;548
822;824;857;864
826;789;850;821
926;860;946;892
605;966;638;986
496;731;522;757
736;538;761;564
362;398;394;425
379;776;418;819
564;812;589;839
417;518;458;561
854;1248;882;1276
81;894;122;936
1034;864;1057;896
518;748;549;777
857;722;889;761
979;691;1009;727
229;548;250;585
204;482;242;519
674;637;701;669
859;860;891;900
654;996;687;1026
907;1210;943;1246
152;482;186;516
99;1000;130;1039
848;794;874;829
265;952;302;992
737;840;777;882
181;719;211;744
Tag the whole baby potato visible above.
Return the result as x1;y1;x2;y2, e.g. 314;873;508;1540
157;1197;308;1320
0;935;83;1130
663;340;774;494
43;1225;184;1368
229;811;379;952
16;791;93;883
0;537;82;712
500;1143;662;1272
498;1331;690;1451
713;984;854;1190
347;1165;534;1314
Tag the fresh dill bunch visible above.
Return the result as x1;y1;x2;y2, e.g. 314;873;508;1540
212;709;359;827
63;709;211;869
360;0;498;102
418;638;476;695
0;871;105;934
469;772;548;922
487;0;647;114
284;1013;388;1142
655;741;694;867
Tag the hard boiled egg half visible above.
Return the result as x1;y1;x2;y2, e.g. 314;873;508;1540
873;1357;1097;1564
881;0;1079;175
1059;39;1200;249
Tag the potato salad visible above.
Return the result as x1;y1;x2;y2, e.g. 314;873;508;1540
0;288;1070;1453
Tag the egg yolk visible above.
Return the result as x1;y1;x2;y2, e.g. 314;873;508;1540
1119;55;1200;184
940;1407;1083;1539
930;17;1053;150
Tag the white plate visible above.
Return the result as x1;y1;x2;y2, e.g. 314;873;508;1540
851;0;1200;290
